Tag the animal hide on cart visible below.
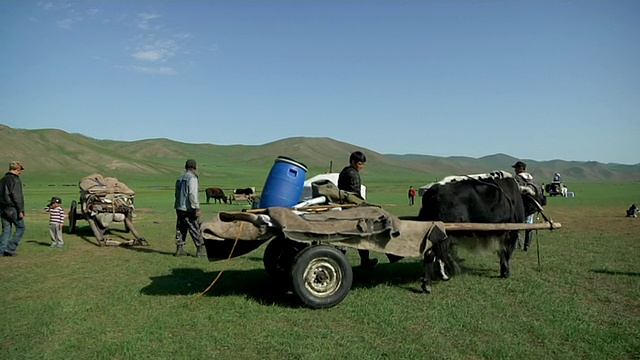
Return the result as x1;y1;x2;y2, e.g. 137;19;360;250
201;206;447;259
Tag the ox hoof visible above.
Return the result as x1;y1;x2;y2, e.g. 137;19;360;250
500;273;510;279
420;283;432;294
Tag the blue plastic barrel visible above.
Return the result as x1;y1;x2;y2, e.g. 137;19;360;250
259;156;307;208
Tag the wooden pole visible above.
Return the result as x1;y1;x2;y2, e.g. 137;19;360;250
243;203;359;213
444;222;561;231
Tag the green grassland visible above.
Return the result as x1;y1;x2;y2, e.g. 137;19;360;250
1;170;639;359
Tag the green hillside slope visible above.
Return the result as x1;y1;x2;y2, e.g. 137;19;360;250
1;124;638;184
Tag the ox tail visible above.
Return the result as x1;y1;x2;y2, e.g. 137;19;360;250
432;237;461;277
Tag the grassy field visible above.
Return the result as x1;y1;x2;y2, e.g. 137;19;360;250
1;176;638;359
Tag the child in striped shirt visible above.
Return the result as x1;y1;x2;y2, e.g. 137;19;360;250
45;197;65;248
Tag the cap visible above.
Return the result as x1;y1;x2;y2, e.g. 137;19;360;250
511;161;526;169
50;196;62;204
185;159;197;169
9;161;24;170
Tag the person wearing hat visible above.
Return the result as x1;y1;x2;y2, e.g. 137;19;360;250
45;196;65;248
511;160;535;251
173;159;206;258
511;161;533;185
0;161;26;256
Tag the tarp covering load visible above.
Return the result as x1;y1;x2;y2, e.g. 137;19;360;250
70;174;147;246
80;173;135;196
79;174;135;227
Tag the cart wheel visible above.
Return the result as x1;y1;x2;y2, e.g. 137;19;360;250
263;237;307;283
68;200;78;234
291;245;353;309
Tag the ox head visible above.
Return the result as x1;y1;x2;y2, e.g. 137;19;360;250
519;182;546;216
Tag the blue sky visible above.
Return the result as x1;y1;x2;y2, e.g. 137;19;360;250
1;1;638;165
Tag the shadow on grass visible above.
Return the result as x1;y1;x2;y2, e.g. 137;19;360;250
351;261;424;291
139;261;466;305
26;240;53;247
140;255;504;307
121;246;174;256
140;267;301;307
457;264;501;278
70;225;102;247
590;269;640;277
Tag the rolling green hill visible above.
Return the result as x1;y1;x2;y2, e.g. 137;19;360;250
1;124;638;185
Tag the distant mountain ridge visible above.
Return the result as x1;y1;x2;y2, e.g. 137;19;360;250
1;124;638;183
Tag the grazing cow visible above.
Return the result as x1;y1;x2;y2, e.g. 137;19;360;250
627;204;638;218
234;187;254;196
205;187;227;204
417;170;546;293
228;187;255;204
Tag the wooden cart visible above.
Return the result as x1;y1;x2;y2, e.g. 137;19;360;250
201;206;560;309
68;174;148;247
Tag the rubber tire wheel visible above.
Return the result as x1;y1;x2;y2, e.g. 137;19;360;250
263;237;307;283
68;200;78;234
291;245;353;309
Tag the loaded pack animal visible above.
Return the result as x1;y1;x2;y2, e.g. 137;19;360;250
205;187;227;204
417;170;546;293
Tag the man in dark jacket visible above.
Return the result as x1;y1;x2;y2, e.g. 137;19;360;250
0;161;26;256
338;151;377;268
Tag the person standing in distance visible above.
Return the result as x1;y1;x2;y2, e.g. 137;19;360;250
338;151;377;268
0;161;26;257
512;161;535;251
408;186;416;206
174;159;206;258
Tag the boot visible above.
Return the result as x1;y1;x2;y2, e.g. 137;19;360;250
196;245;207;258
359;250;378;268
174;244;188;257
523;231;533;252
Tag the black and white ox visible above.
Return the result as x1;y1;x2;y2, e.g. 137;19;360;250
234;188;255;196
205;187;228;204
417;170;546;293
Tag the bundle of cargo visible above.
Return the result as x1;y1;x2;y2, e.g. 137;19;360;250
69;174;148;246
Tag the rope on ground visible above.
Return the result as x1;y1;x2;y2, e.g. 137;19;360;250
189;222;244;305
